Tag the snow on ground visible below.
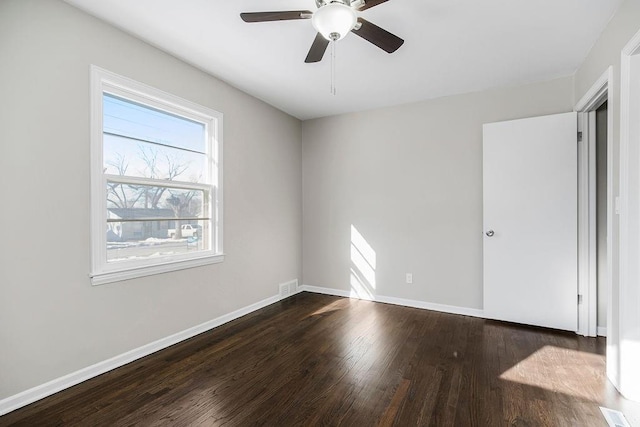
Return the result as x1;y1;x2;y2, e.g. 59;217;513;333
106;237;188;249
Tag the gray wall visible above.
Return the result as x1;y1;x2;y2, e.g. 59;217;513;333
573;0;640;387
0;0;302;399
302;78;574;309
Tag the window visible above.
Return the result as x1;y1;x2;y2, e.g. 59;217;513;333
90;66;223;285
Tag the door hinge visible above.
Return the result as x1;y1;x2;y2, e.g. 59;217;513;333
578;294;583;304
577;131;583;142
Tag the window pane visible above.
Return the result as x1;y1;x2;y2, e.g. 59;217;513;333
104;133;206;183
106;219;209;262
103;93;206;153
106;183;208;219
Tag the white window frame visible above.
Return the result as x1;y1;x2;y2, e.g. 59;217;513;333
90;66;223;285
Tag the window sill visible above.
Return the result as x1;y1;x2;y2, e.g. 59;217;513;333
90;254;225;286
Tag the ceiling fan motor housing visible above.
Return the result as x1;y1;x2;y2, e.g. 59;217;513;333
312;2;357;41
315;0;365;7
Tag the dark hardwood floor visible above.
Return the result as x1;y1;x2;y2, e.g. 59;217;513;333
2;292;639;426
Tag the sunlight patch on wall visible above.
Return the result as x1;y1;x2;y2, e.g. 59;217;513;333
350;225;376;300
620;338;640;400
350;268;374;300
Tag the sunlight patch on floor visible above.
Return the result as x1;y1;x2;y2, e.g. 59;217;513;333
499;345;605;401
308;299;347;317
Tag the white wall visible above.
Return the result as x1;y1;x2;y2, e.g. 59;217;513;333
0;0;301;400
573;0;640;392
302;78;574;309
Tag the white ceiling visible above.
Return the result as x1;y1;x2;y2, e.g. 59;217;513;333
64;0;621;120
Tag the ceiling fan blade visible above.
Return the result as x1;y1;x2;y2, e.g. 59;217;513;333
240;11;312;23
357;0;389;11
351;18;404;53
305;33;330;63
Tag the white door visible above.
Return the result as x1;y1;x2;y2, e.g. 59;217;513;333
483;112;577;331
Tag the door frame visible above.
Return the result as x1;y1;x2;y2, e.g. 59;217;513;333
575;66;614;337
618;27;640;401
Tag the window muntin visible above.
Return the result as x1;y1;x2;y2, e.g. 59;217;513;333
91;67;223;285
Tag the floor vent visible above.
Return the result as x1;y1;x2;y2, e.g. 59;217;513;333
288;280;298;295
279;279;298;299
600;407;631;427
279;283;290;298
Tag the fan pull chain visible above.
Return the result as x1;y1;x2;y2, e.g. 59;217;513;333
331;40;336;95
330;33;338;96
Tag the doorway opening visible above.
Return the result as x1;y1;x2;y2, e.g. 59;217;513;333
595;101;608;337
576;66;613;339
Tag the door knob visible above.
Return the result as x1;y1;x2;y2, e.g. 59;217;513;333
486;230;495;237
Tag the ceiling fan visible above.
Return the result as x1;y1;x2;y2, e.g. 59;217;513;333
240;0;404;63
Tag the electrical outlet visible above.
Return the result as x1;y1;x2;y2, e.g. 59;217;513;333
406;273;413;284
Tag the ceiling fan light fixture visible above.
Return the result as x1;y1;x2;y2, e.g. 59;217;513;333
312;3;357;41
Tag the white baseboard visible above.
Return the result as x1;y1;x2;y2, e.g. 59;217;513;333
376;294;485;318
300;285;485;318
0;293;284;416
598;326;607;337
